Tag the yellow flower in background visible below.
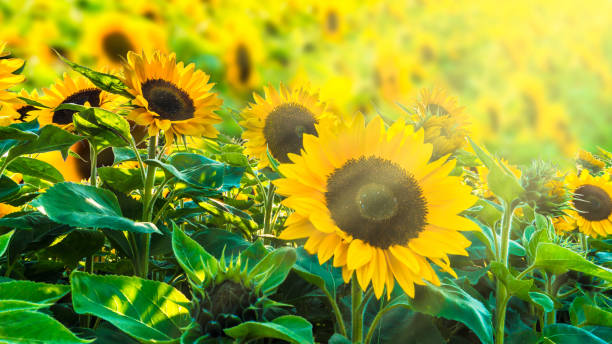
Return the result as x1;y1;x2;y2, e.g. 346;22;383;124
82;13;167;68
0;89;42;126
565;170;612;238
32;73;123;128
240;84;331;168
275;115;478;299
0;42;25;112
121;50;222;143
552;215;576;235
576;149;605;174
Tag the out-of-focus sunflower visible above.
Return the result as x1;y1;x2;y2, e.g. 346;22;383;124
275;115;478;299
31;73;122;129
415;88;463;117
0;89;41;126
552;215;576;235
240;84;332;169
565;170;612;238
121;50;222;143
576;149;605;175
0;42;25;113
313;1;352;41
81;13;167;68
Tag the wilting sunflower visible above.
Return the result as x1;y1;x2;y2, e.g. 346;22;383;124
565;170;612;238
121;50;222;143
240;84;332;169
275;115;478;299
0;42;25;113
32;73;122;128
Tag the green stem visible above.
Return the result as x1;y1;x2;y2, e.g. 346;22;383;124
494;202;515;344
136;135;158;278
262;182;276;238
324;288;347;337
129;136;147;184
364;304;403;344
516;264;536;280
351;274;363;343
89;143;98;187
545;274;556;325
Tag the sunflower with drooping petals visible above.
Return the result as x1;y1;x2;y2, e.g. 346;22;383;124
565;170;612;238
31;73;123;129
275;115;479;299
121;50;222;144
240;84;333;169
0;42;25;112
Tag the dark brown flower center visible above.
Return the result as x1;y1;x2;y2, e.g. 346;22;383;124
53;88;102;125
263;103;317;163
16;105;36;122
326;11;339;32
425;103;449;116
235;44;252;84
73;140;115;180
573;184;612;221
325;156;428;248
102;31;134;63
141;79;195;121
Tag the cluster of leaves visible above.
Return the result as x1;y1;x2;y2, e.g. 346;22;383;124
0;63;611;344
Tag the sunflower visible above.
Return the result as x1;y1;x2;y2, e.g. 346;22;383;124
82;13;167;68
0;89;41;126
552;215;576;235
121;50;222;143
240;84;332;169
565;170;612;238
217;19;264;92
0;42;25;111
275;115;478;299
576;149;605;175
31;73;122;129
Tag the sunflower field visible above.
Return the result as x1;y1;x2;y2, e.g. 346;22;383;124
1;0;612;343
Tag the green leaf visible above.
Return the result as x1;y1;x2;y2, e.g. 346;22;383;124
293;247;343;299
196;198;258;233
7;156;64;183
171;224;218;286
72;107;131;150
0;125;38;141
468;138;524;204
400;278;494;344
542;324;608;344
0;121;39;156
528;292;554;312
0;174;20;202
0;280;70;312
45;229;105;268
0;310;93;343
70;271;191;343
7;125;83;160
0;230;13;257
534;243;612;281
248;247;297;294
98;167;144;193
582;305;612;327
57;53;133;98
224;315;314;344
490;262;533;301
31;182;159;234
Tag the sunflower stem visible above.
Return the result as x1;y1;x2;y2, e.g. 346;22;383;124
545;273;556;325
325;288;347;337
351;274;363;343
494;201;516;344
129;136;147;185
262;182;276;241
364;304;403;344
137;134;158;278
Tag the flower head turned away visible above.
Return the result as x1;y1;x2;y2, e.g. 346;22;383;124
0;42;26;124
121;50;222;145
411;88;470;161
240;84;334;169
564;170;612;238
274;115;479;299
576;149;606;175
520;161;570;217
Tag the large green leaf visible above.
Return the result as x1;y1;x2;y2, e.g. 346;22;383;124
392;278;493;344
7;156;64;183
528;292;554;312
293;247;343;299
0;280;69;312
541;324;608;344
32;182;159;234
468;138;524;204
45;229;106;268
171;224;218;286
224;315;314;344
0;230;13;257
196;198;258;233
70;271;191;343
58;54;133;98
0;175;20;202
0;121;39;156
535;243;612;281
248;247;297;294
71;107;132;150
7;125;82;160
0;125;38;141
98;167;144;193
0;310;93;343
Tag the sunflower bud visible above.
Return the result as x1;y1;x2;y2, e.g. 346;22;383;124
519;161;569;217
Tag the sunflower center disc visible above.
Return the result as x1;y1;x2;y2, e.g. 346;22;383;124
236;44;252;84
573;184;612;221
53;88;102;125
141;79;195;121
102;31;134;63
356;183;398;221
425;103;449;116
263;103;317;163
16;105;36;122
325;156;428;248
326;11;339;32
